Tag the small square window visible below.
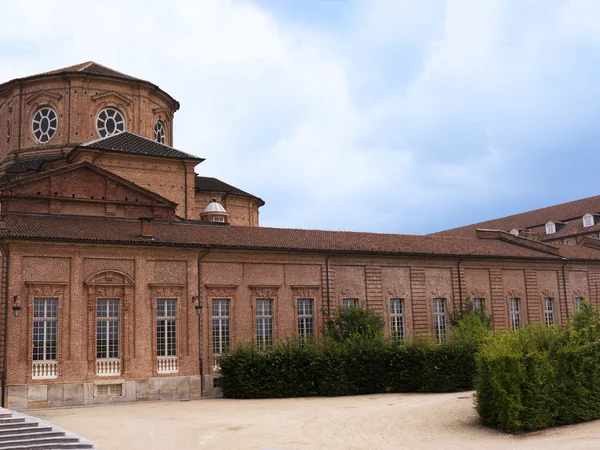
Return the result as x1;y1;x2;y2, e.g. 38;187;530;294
213;377;222;388
213;216;225;223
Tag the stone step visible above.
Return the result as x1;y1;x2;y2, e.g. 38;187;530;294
5;444;94;450
0;419;25;425
0;422;38;430
0;436;81;448
0;426;53;436
0;430;65;442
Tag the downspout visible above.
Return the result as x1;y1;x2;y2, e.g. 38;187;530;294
65;75;71;146
1;244;9;408
182;162;188;219
457;259;463;312
17;82;22;157
562;262;570;321
325;254;331;318
197;249;209;398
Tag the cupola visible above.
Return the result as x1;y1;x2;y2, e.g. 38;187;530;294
200;198;229;224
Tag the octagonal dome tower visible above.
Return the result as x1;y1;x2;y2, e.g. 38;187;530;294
0;61;179;171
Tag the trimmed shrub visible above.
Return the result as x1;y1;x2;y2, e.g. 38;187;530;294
475;305;600;432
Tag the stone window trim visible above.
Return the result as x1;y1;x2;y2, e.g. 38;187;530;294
85;270;134;379
154;120;166;144
25;282;67;383
149;284;185;376
541;290;560;325
291;285;320;343
30;106;58;144
385;290;411;338
389;298;406;341
205;284;238;372
506;289;527;330
573;290;589;312
249;285;280;350
432;297;448;344
469;289;490;316
96;107;126;138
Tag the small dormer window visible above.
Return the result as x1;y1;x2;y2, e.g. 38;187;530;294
213;216;225;223
583;214;594;228
545;222;556;235
509;229;519;236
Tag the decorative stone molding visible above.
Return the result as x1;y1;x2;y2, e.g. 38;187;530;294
507;289;523;299
291;285;320;299
470;289;488;299
340;288;360;299
541;289;556;298
574;289;589;299
431;288;448;299
25;91;62;106
205;284;238;299
25;281;67;298
388;289;407;299
91;91;133;106
149;283;185;299
85;270;134;311
249;285;280;299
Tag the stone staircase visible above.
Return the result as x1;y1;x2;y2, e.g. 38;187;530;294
0;407;95;449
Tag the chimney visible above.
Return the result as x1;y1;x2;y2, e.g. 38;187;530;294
139;217;153;239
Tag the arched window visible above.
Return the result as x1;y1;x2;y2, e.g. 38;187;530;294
154;120;165;144
97;108;125;138
32;107;58;143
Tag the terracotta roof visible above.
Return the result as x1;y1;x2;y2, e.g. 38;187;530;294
39;61;140;81
539;220;600;241
80;132;202;160
432;194;600;237
0;62;179;109
195;176;264;205
5;155;66;174
1;212;596;260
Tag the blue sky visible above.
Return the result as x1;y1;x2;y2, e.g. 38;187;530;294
1;0;599;234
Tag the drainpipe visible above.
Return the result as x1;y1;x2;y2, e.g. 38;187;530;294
562;262;570;321
457;259;463;312
182;162;188;219
197;249;209;397
1;244;9;408
17;82;22;157
325;254;331;318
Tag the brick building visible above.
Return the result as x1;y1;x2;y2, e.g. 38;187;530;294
0;62;598;409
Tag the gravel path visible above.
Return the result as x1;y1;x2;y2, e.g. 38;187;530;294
32;392;600;449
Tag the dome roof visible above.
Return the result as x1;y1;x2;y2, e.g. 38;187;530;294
202;198;227;214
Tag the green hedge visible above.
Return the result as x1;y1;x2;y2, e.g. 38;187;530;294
218;338;478;398
475;314;600;432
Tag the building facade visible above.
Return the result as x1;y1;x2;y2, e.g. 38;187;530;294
0;63;599;409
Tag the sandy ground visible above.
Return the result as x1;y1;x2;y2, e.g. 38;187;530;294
31;392;600;450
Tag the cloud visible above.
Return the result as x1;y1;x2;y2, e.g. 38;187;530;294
1;0;599;234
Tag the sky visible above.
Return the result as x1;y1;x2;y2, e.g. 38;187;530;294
1;0;600;234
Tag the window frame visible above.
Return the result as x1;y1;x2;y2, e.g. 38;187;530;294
255;298;274;350
433;298;447;344
156;298;177;358
96;107;126;138
211;298;231;356
96;298;120;360
32;297;58;362
543;297;555;327
472;297;485;313
390;298;405;340
297;298;314;344
509;298;521;331
342;298;358;310
31;106;58;144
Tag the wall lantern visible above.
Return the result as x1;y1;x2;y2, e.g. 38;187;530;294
191;295;202;316
11;295;21;318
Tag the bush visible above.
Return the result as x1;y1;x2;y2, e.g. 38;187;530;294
324;306;385;342
475;305;600;432
219;306;486;399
